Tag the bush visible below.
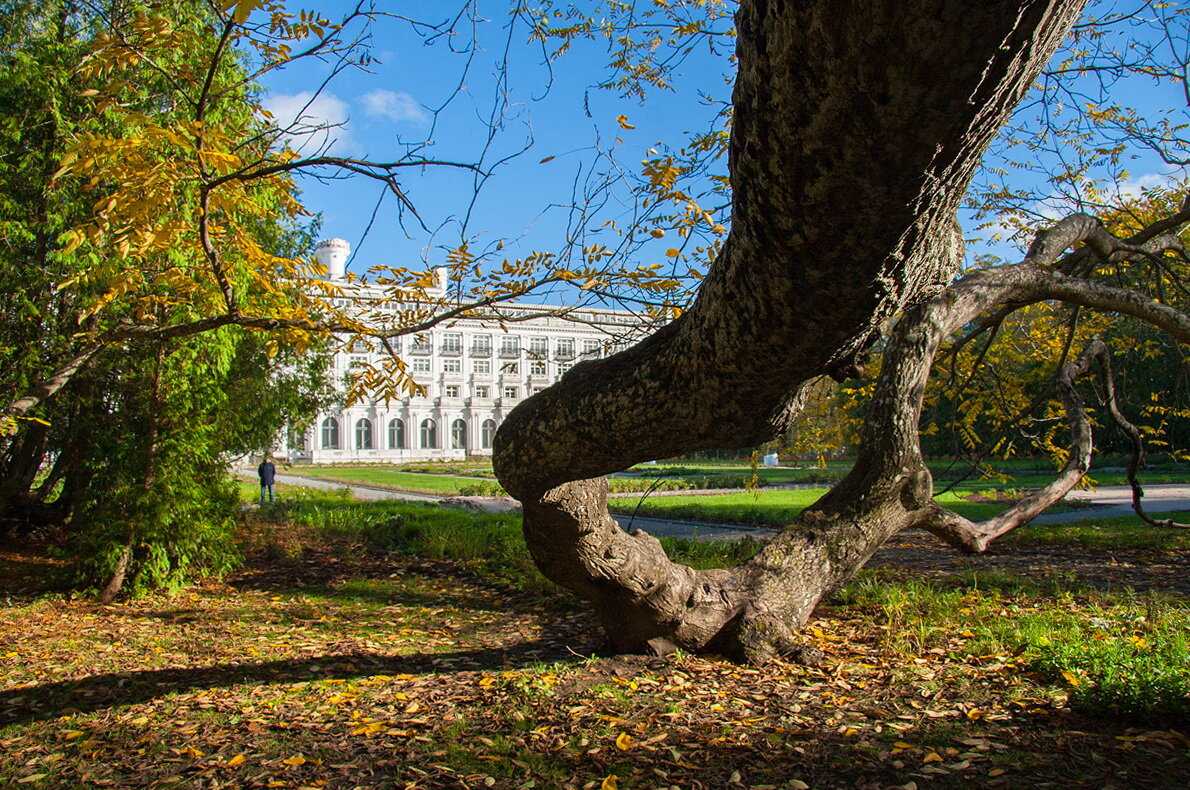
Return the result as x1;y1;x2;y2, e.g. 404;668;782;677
607;474;766;493
457;481;508;497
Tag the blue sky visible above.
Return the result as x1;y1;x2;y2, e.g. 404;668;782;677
257;1;1189;284
258;1;732;288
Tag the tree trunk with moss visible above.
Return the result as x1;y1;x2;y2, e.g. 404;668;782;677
492;0;1093;663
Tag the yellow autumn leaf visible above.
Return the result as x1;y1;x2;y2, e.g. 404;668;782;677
282;755;307;766
615;114;634;130
1060;669;1080;687
64;730;84;740
227;754;246;767
923;752;943;763
615;732;633;751
665;248;680;258
601;776;619;790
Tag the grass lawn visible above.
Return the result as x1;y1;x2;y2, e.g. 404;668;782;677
276;467;494;495
2;492;1188;788
630;460;1189;489
608;488;1010;526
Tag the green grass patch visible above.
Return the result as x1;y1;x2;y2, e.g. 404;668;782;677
271;496;551;594
279;467;496;495
608;489;1008;526
628;462;848;485
1001;511;1190;551
836;573;1190;724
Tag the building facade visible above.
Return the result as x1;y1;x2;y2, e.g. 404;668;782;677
286;239;644;463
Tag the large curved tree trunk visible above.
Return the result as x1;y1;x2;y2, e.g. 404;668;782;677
493;0;1089;662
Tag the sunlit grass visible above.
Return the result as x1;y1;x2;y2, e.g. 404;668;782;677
836;573;1190;723
607;489;1009;526
275;468;491;495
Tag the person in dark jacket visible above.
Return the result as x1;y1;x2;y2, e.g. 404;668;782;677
258;455;277;504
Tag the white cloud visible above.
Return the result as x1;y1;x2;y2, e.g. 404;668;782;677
362;90;428;124
1112;171;1183;202
261;91;356;155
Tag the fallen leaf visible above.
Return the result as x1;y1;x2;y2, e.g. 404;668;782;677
615;732;632;751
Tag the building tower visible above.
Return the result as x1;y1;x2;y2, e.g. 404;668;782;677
314;238;350;280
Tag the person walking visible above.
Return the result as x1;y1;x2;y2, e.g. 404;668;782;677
257;455;276;504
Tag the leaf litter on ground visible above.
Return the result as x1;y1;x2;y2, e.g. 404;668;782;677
1;520;1189;789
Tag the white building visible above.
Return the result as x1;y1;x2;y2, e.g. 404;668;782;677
286;239;646;463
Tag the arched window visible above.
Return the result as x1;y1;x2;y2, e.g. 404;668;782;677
321;417;340;449
481;419;496;450
355;418;374;450
420;418;438;449
451;418;467;450
388;418;406;449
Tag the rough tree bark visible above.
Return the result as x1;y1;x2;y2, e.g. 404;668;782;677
492;0;1095;662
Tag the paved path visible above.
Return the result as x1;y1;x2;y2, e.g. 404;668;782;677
269;473;1190;539
1032;482;1190;524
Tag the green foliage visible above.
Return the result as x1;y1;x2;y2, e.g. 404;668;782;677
457;481;508;497
0;1;334;596
607;474;764;493
55;326;330;595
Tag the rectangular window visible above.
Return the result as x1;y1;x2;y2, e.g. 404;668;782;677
474;385;490;399
501;362;519;375
499;335;520;357
473;359;491;375
444;385;460;398
529;336;548;356
582;339;601;357
503;386;519;400
348;355;368;369
411;335;431;354
530;360;547;376
556;338;575;359
441;332;462;354
411;357;431;373
471;334;491;355
443;358;461;373
557;362;572;376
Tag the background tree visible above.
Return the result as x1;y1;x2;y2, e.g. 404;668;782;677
0;0;335;596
